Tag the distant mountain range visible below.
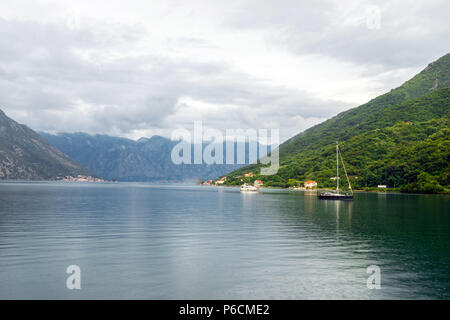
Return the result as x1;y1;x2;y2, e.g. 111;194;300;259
2;53;448;192
226;53;450;194
0;109;92;180
40;132;262;182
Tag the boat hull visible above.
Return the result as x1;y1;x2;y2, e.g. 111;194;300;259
318;194;353;200
240;187;259;192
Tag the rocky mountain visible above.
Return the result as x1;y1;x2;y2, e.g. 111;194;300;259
225;53;450;193
41;132;264;182
0;109;92;180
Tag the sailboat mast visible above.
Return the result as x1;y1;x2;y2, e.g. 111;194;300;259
336;141;339;192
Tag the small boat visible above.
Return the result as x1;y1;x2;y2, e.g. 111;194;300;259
240;183;259;192
318;142;354;201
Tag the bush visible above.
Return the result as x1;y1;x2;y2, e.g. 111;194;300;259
400;172;445;193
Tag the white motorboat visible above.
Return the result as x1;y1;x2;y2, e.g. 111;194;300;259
240;183;259;192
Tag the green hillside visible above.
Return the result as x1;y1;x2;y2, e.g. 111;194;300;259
225;54;450;194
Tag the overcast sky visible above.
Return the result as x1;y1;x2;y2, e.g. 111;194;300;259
0;0;448;142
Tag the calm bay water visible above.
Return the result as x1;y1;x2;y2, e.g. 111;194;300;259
0;182;449;299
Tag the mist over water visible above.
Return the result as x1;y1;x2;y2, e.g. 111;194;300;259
0;182;448;299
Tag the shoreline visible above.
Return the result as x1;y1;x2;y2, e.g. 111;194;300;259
1;180;448;195
206;184;450;196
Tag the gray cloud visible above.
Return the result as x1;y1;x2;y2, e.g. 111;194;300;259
0;0;447;143
227;0;449;69
0;16;345;141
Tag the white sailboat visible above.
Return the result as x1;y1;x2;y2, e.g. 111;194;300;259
318;142;354;200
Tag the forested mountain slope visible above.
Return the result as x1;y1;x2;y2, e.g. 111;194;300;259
226;54;450;193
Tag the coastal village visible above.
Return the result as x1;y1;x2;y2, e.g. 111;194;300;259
204;172;390;191
60;175;107;182
203;172;319;190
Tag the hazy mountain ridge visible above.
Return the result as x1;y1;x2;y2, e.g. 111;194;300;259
41;132;263;181
0;109;92;180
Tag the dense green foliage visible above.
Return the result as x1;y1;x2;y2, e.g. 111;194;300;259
225;54;450;194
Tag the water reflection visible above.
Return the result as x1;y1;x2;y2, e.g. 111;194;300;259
0;183;448;299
